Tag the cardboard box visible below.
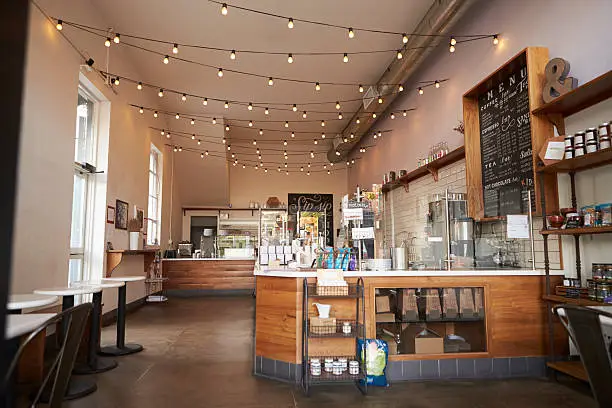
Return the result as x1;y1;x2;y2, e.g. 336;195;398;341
375;312;396;323
259;254;269;265
415;330;444;354
375;295;391;313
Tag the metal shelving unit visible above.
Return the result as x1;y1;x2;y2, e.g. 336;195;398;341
301;278;367;396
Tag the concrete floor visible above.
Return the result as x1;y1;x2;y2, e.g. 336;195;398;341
66;296;596;408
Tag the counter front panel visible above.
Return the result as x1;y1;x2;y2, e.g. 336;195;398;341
163;259;256;291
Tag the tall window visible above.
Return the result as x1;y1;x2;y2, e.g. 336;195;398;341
147;145;162;245
69;86;98;285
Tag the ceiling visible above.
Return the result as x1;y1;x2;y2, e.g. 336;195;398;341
50;0;435;170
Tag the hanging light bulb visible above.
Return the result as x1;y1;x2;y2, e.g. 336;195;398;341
335;151;340;156
218;68;224;77
449;42;456;53
248;121;253;127
113;77;120;86
191;119;195;125
258;155;262;160
391;113;395;119
399;84;404;92
212;118;217;124
264;107;269;115
252;140;257;145
242;164;246;169
161;130;165;136
314;139;318;145
315;82;321;91
287;53;294;63
230;50;236;60
348;27;354;38
175;113;180;119
203;98;208;106
113;33;120;44
277;167;281;172
321;133;326;139
284;162;288;168
259;129;264;135
173;146;178;152
191;134;196;140
288;18;294;29
435;80;440;88
378;97;383;104
351;159;355;164
182;94;187;101
327;170;331;175
378;131;382;138
139;107;144;114
300;167;304;172
201;153;204;158
346;161;350;166
105;37;111;47
311;151;315;158
338;113;343;120
284;121;289;128
302;111;307;119
359;84;364;93
291;132;295;138
231;152;235;158
343;53;349;63
356;118;361;124
227;145;231;151
163;55;170;64
172;43;179;54
224;101;229;109
373;133;377;139
493;34;499;45
335;102;341;110
256;148;260;154
248;103;253;111
372;113;377;118
225;124;230;131
283;140;288;146
418;87;424;95
350;133;354;139
268;77;274;86
450;36;457;46
286;171;289;176
396;50;403;60
402;33;408;44
158;89;164;97
321;120;325;127
178;146;182;152
198;140;201;145
134;82;142;91
154;111;158;118
221;3;228;15
343;137;348;143
403;110;407;117
56;20;63;30
292;104;297;112
166;133;171;139
307;163;311;168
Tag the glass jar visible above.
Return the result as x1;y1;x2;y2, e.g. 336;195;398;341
588;280;597;300
310;361;321;376
593;263;605;281
332;361;342;376
585;127;598;143
574;143;585;157
564;134;574;148
338;358;348;372
598;123;610;149
324;358;333;373
574;131;585;145
565;147;574;159
605;264;612;282
597;283;611;302
586;141;598;154
342;322;352;334
349;360;359;375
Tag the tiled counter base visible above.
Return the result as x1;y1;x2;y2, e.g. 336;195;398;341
254;356;547;383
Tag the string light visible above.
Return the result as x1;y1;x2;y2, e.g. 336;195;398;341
163;55;170;64
350;133;354;139
356;118;360;124
159;129;164;136
343;137;348;142
227;145;231;151
252;140;257;145
113;77;120;86
248;103;253;111
313;139;318;145
172;43;179;54
264;107;269;115
284;121;289;128
402;33;408;43
307;163;311;168
154;111;158;118
321;120;325;127
390;113;395;119
321;133;326;139
191;119;195;125
105;38;111;47
248;121;253;127
221;3;228;15
292;104;297;112
191;134;196;140
435;80;440;88
201;153;204;158
396;50;403;60
493;34;499;45
315;82;321;91
139;107;144;114
166;133;171;139
399;85;404;92
300;167;304;172
348;27;354;38
327;170;331;175
277;167;281;172
230;50;236;60
335;102;341;110
259;129;264;135
302;111;307;119
181;94;187;101
287;53;294;63
225;101;230;109
218;68;224;77
212;118;217;124
113;33;120;44
378;97;383;104
291;132;295;138
351;159;355;164
175;113;180;119
418;87;424;95
56;20;63;30
359;85;364;93
338;113;343;119
283;140;288;146
198;140;201;145
268;77;274;86
158;89;164;97
225;124;230;131
178;146;182;152
403;110;407;117
203;98;208;106
288;18;294;29
243;164;246;169
343;53;349;63
378;131;382;137
136;82;143;90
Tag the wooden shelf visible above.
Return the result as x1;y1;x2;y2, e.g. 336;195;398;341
542;294;605;307
538;147;612;174
107;249;158;254
540;226;612;236
382;146;465;193
106;249;158;277
532;70;612;118
546;361;588;382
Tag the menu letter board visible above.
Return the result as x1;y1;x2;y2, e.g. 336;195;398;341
478;62;534;217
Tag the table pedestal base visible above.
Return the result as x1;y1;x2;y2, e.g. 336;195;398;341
99;343;143;356
73;357;118;375
38;377;97;402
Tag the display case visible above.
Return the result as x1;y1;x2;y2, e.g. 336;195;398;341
258;209;291;265
374;286;486;355
216;218;258;258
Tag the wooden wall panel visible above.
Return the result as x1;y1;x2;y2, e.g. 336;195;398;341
163;259;255;290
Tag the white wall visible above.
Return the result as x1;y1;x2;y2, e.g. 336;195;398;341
13;3;181;312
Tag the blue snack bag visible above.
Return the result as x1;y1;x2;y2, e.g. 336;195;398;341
358;338;388;387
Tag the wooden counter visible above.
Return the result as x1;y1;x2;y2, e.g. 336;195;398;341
163;259;256;291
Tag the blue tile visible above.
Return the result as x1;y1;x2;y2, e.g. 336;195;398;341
457;358;475;378
475;358;493;378
439;359;458;379
387;360;403;381
403;360;421;379
255;355;262;374
527;357;546;378
276;361;290;380
421;360;440;379
492;358;510;378
510;357;528;377
262;357;276;377
295;364;302;382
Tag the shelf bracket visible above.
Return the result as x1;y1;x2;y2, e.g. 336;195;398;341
399;180;409;192
546;113;566;136
427;167;439;182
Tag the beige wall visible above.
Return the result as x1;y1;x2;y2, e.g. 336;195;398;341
13;4;181;312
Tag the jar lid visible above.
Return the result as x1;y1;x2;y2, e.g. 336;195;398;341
564;135;573;138
588;127;597;131
575;131;586;135
601;122;610;126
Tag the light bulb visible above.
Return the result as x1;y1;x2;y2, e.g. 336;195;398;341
315;82;321;91
372;113;377;118
300;167;304;172
291;132;295;138
173;146;177;152
321;120;325;127
201;153;204;158
113;33;120;44
203;98;208;106
287;53;294;63
338;113;343;119
224;101;229;109
435;80;440;88
242;164;246;169
378;131;382;137
182;94;187;101
356;118;360;124
418;87;424;95
335;151;340;156
343;53;349;63
292;104;297;112
359;84;364;93
227;145;231;151
158;89;164;97
139;107;144;114
321;133;326;139
191;119;195;125
307;163;311;168
330;162;334;166
335;102;341;110
264;107;269;115
350;133;354;139
373;133;377;139
449;44;455;53
248;121;253;127
327;170;331;175
302;111;307;119
285;121;289;128
218;68;224;77
212;118;217;124
397;50;403;60
230;50;236;60
225;125;230;131
378;97;383;104
311;152;315;158
288;18;294;29
402;33;408;44
391;113;395;119
166;133;170;139
105;38;111;47
450;36;457;46
113;77;120;86
277;167;281;172
154;111;158;118
56;20;63;30
314;139;318;145
178;147;182;152
253;140;257;145
137;82;143;90
248;103;253;111
343;137;348;142
191;134;196;140
198;140;201;145
348;27;354;38
284;163;288;168
268;77;274;86
351;159;355;164
221;3;228;15
399;84;404;92
403;110;407;117
163;55;169;64
175;113;180;119
259;129;264;135
346;161;350;165
283;140;287;146
493;35;499;45
172;43;179;54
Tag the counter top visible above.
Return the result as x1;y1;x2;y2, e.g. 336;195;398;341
163;257;256;261
255;267;565;278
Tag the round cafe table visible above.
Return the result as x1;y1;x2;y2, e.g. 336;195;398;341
33;285;101;400
7;293;59;314
99;276;146;356
71;280;124;375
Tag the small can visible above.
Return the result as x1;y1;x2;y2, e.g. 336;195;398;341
324;358;333;373
338;358;348;372
349;360;360;375
574;143;585;157
565;147;574;159
586;140;598;154
564;134;574;147
332;361;343;376
310;361;321;376
342;321;352;334
585;127;598;143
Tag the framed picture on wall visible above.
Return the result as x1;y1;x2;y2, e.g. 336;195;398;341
115;199;129;230
136;208;144;229
106;205;115;224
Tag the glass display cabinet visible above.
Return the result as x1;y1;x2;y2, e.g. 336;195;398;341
216;218;258;258
259;209;290;247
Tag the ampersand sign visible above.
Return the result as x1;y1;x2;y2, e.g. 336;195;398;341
543;58;578;103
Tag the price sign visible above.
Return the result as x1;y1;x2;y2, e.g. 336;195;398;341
352;227;375;240
343;208;363;222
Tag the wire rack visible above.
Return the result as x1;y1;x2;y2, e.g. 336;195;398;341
308;320;363;338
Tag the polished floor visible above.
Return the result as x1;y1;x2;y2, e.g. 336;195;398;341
65;296;596;408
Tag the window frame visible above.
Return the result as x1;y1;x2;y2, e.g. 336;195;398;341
147;144;163;245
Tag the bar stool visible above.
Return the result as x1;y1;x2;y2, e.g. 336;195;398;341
33;285;101;400
7;293;58;314
71;280;124;374
99;276;146;356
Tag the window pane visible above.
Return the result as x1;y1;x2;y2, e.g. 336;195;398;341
149;172;157;196
75;92;94;164
149;152;157;172
70;173;87;249
68;257;83;285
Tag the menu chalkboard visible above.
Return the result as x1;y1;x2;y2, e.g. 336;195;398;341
288;193;334;247
478;61;534;217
